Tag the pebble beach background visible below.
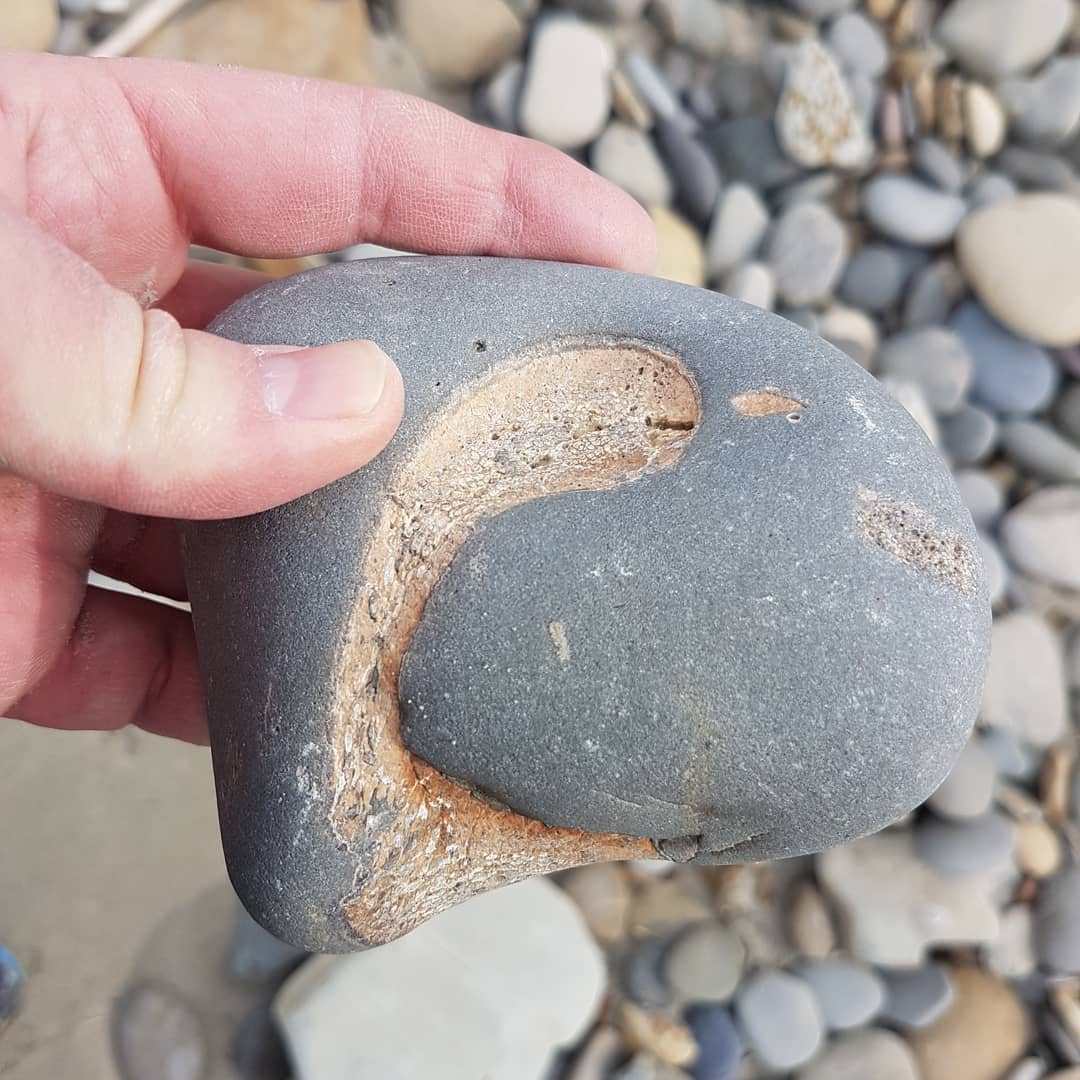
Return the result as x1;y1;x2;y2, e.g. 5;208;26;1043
3;0;1080;1078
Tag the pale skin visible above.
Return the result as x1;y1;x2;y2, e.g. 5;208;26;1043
0;51;656;745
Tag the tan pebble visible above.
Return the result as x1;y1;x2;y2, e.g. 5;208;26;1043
560;863;632;944
1042;744;1075;825
964;83;1008;158
906;965;1030;1080
935;75;966;143
612;67;654;130
787;880;836;958
0;0;56;51
891;0;931;45
630;873;712;938
912;68;938;132
868;0;900;20
771;11;816;41
1015;820;1063;879
620;1002;699;1068
651;208;706;288
1051;982;1080;1052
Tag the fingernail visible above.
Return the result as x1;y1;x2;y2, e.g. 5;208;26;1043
256;342;391;420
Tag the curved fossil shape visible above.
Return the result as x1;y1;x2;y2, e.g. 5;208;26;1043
181;257;991;952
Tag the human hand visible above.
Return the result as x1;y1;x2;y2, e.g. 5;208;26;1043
0;51;655;744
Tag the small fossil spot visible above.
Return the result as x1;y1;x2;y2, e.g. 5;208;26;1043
732;389;806;418
472;339;487;352
547;620;571;664
856;487;978;595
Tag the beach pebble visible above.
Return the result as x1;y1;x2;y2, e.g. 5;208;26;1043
702;117;805;191
1037;866;1080;974
480;60;525;130
914;138;968;195
663;923;746;1003
620;1001;698;1068
927;738;997;819
611;1053;692;1080
957;195;1080;347
954;470;1005;528
1001;419;1080;481
913;811;1016;878
941;405;999;465
1014;819;1063;880
818;831;999;967
767;201;849;306
1000;57;1080;147
396;0;524;85
985;904;1037;979
792;957;886;1031
949;302;1060;415
591;121;674;207
0;0;57;50
906;965;1031;1080
881;377;940;445
980;611;1068;747
519;16;614;148
1055;382;1080;442
557;0;648;19
734;970;824;1072
903;257;968;329
684;1005;743;1080
786;880;837;959
775;39;873;170
978;533;1009;607
968;172;1019;209
1000;485;1080;591
560;863;631;944
964;83;1009;158
982;728;1041;783
621;938;675;1010
826;12;890;78
705;184;770;280
839;244;913;313
862;175;968;246
621;51;683;124
934;0;1072;79
652;206;706;287
720;262;776;311
112;982;207;1080
879;965;955;1030
785;0;858;19
876;327;973;414
651;0;746;59
655;118;722;225
796;1029;920;1080
997;145;1078;191
820;304;880;368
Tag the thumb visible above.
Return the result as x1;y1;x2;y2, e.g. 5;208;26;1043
0;206;403;519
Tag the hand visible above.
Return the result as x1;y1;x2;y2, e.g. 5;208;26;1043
0;51;655;744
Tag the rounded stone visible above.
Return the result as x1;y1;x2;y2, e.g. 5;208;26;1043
934;0;1072;80
796;1028;919;1080
183;257;992;950
820;304;879;369
903;257;968;331
1014;819;1063;880
862;175;968;247
879;965;955;1030
792;957;886;1031
914;137;968;193
652;206;706;287
684;1005;742;1080
767;201;849;306
1036;866;1080;974
964;84;1009;158
1055;382;1080;443
913;812;1016;878
720;262;775;311
701;117;805;191
927;738;997;820
948;302;1060;416
785;0;857;19
980;727;1040;783
591;121;674;208
957;195;1080;347
112;981;207;1080
734;970;824;1072
663;923;746;1003
940;405;999;466
519;16;614;149
953;470;1005;529
876;327;973;415
967;172;1018;210
977;533;1008;608
1000;57;1080;147
705;183;770;280
826;12;889;78
1000;486;1080;591
839;245;912;314
1001;419;1080;482
655;117;721;226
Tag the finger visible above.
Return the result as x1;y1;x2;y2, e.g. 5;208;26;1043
5;51;656;301
0;202;404;518
8;585;207;745
156;260;270;330
93;513;186;601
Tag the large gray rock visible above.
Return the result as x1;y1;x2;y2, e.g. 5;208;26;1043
182;256;991;951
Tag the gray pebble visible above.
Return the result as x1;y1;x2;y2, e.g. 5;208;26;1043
555;0;649;18
655;117;721;225
1001;418;1080;481
881;376;940;445
954;470;1005;529
839;245;912;314
772;172;842;212
826;12;889;78
791;957;886;1031
1000;485;1080;591
785;0;857;19
621;937;675;1009
862;175;968;247
1054;381;1080;442
848;72;879;132
967;172;1020;209
940;404;999;465
767;201;849;306
902;257;967;329
713;58;776;118
878;964;955;1029
949;302;1060;415
1069;626;1080;690
913;137;968;193
479;60;524;132
997;146;1079;192
913;811;1015;878
927;737;997;819
705;183;770;280
876;327;973;414
779;306;821;334
591;121;674;207
660;46;694;94
1000;56;1080;147
622;50;685;125
720;262;776;311
687;80;719;125
662;922;746;1003
978;532;1009;607
701;117;805;191
1036;865;1080;974
112;982;207;1080
734;970;824;1072
980;727;1040;783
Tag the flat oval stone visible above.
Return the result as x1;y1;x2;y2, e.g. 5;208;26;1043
879;965;955;1029
796;1028;919;1080
913;811;1016;878
181;257;990;950
941;406;999;466
734;970;824;1072
862;175;968;247
792;957;886;1031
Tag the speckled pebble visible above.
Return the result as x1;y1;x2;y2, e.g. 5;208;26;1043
949;302;1060;416
927;738;997;820
1000;485;1080;591
879;965;956;1030
876;327;973;414
940;404;1000;466
734;970;824;1073
1001;418;1080;482
767;201;849;306
862;175;968;246
663;923;746;1003
913;811;1015;878
705;184;770;280
792;957;886;1031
